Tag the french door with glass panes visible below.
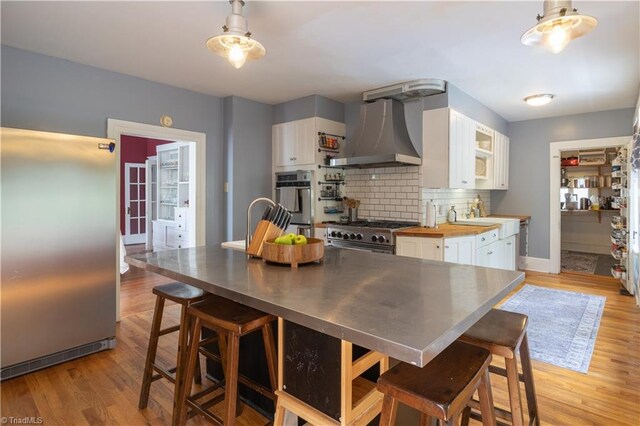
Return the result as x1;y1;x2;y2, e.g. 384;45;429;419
124;162;146;244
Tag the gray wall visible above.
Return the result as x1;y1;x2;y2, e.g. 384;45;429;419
447;84;509;136
273;94;344;124
492;108;635;259
223;96;273;241
1;45;225;244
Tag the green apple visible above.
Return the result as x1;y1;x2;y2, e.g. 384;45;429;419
287;233;296;244
294;235;308;245
275;236;293;245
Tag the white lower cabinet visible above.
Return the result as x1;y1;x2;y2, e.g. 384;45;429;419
443;236;475;265
500;235;517;271
153;218;192;250
396;237;443;261
315;227;330;246
475;240;503;269
397;231;517;271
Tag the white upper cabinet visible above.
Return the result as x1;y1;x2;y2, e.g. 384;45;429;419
493;131;510;190
273;118;316;167
422;108;475;189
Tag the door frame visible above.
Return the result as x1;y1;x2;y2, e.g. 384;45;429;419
108;119;207;321
549;136;630;274
123;162;146;245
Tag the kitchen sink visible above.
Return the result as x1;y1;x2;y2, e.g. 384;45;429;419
454;217;520;238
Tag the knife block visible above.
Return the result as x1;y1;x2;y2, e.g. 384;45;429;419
246;221;284;257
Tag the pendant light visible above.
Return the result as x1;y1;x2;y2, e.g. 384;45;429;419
521;0;598;54
206;0;265;69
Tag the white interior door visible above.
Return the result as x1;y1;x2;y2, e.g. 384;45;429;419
124;162;146;245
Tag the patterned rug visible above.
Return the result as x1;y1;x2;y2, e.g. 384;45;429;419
499;285;605;373
561;250;598;274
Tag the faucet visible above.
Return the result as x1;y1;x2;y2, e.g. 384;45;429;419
246;197;276;252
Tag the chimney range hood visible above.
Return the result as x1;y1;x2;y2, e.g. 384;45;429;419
331;79;445;169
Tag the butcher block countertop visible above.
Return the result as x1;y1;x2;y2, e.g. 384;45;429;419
395;223;501;238
489;214;531;222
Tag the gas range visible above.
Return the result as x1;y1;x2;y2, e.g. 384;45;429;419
326;220;419;254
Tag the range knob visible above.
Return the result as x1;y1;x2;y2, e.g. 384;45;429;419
377;235;386;243
371;235;378;242
356;233;363;240
330;231;337;237
336;232;342;238
343;234;349;240
349;233;356;240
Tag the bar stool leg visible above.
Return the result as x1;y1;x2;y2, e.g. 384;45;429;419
477;368;496;426
176;316;202;426
505;356;524;426
262;323;278;393
379;394;398;426
520;334;540;426
178;305;203;386
223;332;240;425
139;295;165;409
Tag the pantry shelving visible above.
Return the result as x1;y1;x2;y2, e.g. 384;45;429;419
610;147;629;292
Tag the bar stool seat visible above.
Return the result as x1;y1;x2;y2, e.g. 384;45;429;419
139;282;206;410
175;294;278;426
377;341;496;426
459;309;540;426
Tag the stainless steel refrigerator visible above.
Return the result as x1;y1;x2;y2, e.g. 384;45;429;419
1;127;117;380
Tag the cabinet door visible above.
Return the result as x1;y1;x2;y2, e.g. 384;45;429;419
475;240;501;269
396;237;443;261
493;132;509;190
449;110;475;189
444;236;475;265
293;118;316;166
501;235;517;270
272;123;287;167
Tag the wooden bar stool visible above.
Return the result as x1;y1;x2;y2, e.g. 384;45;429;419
139;282;206;410
175;294;278;426
458;309;540;426
376;340;496;426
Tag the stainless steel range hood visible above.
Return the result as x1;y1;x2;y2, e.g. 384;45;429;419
330;98;422;168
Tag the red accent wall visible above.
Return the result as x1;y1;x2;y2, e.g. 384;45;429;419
120;135;173;236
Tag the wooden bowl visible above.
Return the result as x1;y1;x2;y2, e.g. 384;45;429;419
261;238;324;268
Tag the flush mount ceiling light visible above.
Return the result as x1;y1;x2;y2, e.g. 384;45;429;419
524;94;555;106
521;0;598;54
206;0;265;69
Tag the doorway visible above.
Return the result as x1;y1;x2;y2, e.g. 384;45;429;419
549;136;630;277
120;135;174;247
108;119;207;322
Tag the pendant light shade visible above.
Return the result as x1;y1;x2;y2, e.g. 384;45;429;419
521;0;597;54
206;0;265;69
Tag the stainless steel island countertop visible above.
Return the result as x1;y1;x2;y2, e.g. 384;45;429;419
126;246;524;367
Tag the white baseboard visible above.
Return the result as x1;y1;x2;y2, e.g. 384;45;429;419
519;256;551;273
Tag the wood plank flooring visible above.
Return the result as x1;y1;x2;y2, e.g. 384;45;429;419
1;267;639;425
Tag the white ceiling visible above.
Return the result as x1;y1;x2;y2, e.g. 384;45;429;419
1;1;638;122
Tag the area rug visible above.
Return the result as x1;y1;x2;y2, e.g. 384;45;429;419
561;250;598;274
499;284;605;373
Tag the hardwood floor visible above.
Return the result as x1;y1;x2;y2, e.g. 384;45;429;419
1;268;639;425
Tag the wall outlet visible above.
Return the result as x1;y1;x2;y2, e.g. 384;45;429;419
224;182;229;193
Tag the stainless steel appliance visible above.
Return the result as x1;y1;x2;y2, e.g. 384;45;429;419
327;220;419;254
1;128;117;380
275;171;313;228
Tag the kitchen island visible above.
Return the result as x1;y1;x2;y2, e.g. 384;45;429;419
126;246;524;423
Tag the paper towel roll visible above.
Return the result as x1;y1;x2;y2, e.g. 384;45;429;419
425;200;437;228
